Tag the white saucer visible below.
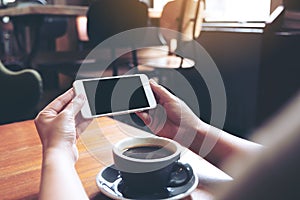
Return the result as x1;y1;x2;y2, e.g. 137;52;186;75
96;164;198;200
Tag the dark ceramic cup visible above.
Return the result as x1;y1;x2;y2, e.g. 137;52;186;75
112;137;193;193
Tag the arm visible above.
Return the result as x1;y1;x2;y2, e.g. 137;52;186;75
190;122;263;167
35;89;92;200
136;80;263;169
39;149;88;200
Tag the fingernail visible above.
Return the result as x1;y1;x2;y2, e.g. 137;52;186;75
78;94;86;101
150;79;158;85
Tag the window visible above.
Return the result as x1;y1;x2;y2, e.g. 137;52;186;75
204;0;272;22
0;0;15;6
152;0;172;11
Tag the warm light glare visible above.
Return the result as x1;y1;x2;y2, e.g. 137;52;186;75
3;0;16;3
76;16;89;42
153;0;172;11
205;0;271;22
2;16;10;23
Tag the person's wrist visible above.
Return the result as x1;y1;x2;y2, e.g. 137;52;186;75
186;118;210;153
196;119;210;135
43;145;78;167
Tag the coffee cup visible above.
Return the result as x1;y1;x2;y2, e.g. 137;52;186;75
112;137;193;193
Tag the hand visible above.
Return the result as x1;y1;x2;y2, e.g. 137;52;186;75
136;80;206;146
35;89;92;162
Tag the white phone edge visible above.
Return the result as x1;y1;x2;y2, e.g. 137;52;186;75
73;74;157;119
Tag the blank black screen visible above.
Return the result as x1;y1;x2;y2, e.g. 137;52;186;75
83;76;150;115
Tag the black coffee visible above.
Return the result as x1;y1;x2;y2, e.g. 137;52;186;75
123;145;173;159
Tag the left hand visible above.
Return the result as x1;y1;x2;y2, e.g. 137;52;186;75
35;88;92;162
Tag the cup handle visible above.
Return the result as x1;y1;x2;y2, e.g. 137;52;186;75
168;162;194;187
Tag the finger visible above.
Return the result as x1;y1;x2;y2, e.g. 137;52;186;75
75;116;93;137
64;93;86;116
75;113;92;131
148;105;167;133
135;111;152;125
149;80;175;103
43;89;75;114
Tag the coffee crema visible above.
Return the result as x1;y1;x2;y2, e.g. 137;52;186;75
123;145;173;159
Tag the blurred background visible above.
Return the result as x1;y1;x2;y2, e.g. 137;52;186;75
0;0;299;141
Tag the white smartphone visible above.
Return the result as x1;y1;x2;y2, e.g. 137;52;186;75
73;74;157;119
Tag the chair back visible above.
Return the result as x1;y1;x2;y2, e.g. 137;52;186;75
84;0;149;76
87;0;148;47
160;0;205;42
0;61;43;124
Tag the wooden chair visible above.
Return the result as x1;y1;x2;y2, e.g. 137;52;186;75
37;0;149;81
138;0;205;70
85;0;149;77
0;60;43;124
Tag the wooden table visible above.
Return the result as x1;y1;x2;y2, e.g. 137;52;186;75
0;5;162;18
0;4;161;63
0;5;88;17
0;5;89;68
0;117;231;200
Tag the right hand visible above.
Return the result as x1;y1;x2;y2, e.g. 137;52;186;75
136;80;206;143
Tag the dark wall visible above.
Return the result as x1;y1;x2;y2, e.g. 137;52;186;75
256;8;300;128
256;32;300;127
192;16;300;138
195;30;263;137
284;0;300;10
271;0;283;12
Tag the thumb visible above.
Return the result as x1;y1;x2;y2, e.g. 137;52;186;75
150;80;175;103
64;94;86;116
